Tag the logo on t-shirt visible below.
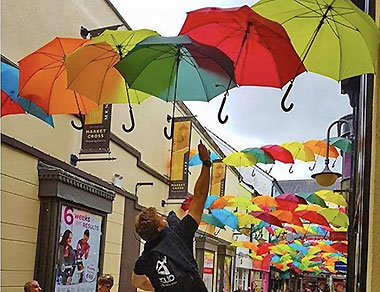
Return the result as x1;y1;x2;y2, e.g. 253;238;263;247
156;256;177;287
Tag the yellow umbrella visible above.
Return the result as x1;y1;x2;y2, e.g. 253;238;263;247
319;208;349;228
295;205;322;212
226;197;254;208
249;253;263;261
237;213;261;227
281;141;315;162
246;204;263;212
315;190;348;207
270;244;295;255
223;152;257;167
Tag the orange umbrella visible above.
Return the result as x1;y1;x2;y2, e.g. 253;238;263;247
209;195;234;209
18;37;97;120
252;196;278;207
270;210;303;226
304;140;339;158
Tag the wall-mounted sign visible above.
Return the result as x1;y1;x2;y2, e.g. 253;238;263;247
80;104;112;154
203;251;214;292
169;117;192;198
210;159;226;197
54;205;103;292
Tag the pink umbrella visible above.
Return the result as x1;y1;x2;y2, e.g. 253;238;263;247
250;211;283;227
277;193;307;204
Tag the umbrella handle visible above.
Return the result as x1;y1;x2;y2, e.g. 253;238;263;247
289;164;294;174
164;115;174;140
122;107;136;133
251;168;256;178
309;161;317;171
217;94;229;124
281;82;294;112
71;113;85;130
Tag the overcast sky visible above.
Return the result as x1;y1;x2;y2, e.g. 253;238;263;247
111;0;353;180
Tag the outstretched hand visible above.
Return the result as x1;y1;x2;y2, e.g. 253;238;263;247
198;140;210;162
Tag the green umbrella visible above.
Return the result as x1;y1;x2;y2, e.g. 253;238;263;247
296;192;327;208
252;0;380;111
242;147;275;164
329;137;352;153
115;35;236;139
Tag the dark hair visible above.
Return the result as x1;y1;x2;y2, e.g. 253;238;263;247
98;274;114;287
84;229;90;238
135;207;161;241
60;230;72;246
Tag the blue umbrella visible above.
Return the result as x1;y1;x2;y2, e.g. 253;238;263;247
211;209;238;230
189;152;220;166
201;213;225;229
289;243;309;255
1;62;54;127
204;195;219;209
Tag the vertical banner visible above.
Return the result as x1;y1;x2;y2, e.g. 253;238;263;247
80;104;112;154
203;251;214;292
210;159;226;197
223;256;232;291
55;205;102;292
169;117;192;198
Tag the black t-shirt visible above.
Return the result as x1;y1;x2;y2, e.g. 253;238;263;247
134;212;198;275
134;212;207;292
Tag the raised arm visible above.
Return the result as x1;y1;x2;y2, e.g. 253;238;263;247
188;141;211;224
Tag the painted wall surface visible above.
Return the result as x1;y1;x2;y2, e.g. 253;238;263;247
1;145;40;292
367;3;380;291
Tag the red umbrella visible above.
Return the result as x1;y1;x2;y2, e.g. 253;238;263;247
181;195;193;211
331;242;348;254
1;90;25;117
295;210;330;227
275;198;299;211
277;193;307;204
250;211;283;227
261;145;294;164
257;243;274;255
179;5;305;123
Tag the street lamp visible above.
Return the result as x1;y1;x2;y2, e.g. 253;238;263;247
134;182;154;197
312;118;352;187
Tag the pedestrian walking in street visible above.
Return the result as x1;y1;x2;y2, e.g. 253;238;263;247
131;141;211;291
23;280;42;292
98;274;114;292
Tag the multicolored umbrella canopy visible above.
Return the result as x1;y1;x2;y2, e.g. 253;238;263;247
1;90;25;117
315;190;348;207
223;152;257;167
204;195;219;209
242;147;274;164
261;145;294;164
18;37;97;115
179;5;305;122
252;0;380;81
116;35;237;138
1;62;54;127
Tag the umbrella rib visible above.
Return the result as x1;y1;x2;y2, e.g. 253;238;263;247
292;0;324;17
47;63;66;114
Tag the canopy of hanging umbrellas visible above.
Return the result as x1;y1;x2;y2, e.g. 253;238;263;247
194;190;348;275
2;0;378;278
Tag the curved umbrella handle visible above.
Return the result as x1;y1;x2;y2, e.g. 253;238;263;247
71;113;85;130
332;158;337;168
122;107;136;133
251;168;256;178
309;160;317;171
289;164;294;174
164;116;174;140
217;94;229;124
281;82;294;112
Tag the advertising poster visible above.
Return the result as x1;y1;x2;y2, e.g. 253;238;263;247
80;104;112;154
223;256;232;292
203;251;214;292
210;160;226;197
169;118;192;198
54;205;102;292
